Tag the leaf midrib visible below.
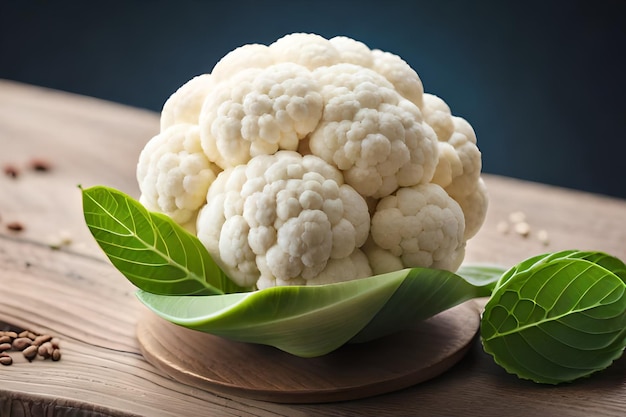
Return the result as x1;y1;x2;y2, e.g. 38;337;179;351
85;190;205;283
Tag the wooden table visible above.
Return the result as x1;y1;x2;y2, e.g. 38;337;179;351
1;78;625;416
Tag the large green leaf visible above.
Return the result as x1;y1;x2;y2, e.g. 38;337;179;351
351;265;503;342
495;250;626;292
81;185;246;295
137;266;500;357
481;257;626;384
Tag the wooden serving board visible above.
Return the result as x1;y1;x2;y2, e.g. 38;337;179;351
136;300;481;403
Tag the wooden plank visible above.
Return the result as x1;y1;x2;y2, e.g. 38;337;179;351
1;79;626;416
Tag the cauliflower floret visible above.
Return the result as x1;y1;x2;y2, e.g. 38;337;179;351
211;43;275;83
137;124;220;232
308;64;438;198
160;74;214;131
196;151;371;289
329;36;374;67
200;63;322;168
455;177;488;240
371;49;424;109
425;94;482;199
269;33;341;69
365;183;466;273
199;62;323;169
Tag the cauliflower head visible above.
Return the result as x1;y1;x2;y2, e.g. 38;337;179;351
137;33;488;289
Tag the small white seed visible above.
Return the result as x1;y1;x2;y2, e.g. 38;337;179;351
537;229;550;245
496;221;510;234
514;221;531;237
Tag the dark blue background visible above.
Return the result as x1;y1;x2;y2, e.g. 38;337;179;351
2;0;625;199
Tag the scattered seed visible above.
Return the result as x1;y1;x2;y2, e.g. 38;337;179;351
3;165;19;179
0;354;12;366
514;221;531;237
496;220;510;234
6;221;24;232
4;331;18;340
37;342;54;359
0;330;61;365
22;345;38;361
33;334;52;346
12;337;32;351
30;158;52;172
538;229;550;246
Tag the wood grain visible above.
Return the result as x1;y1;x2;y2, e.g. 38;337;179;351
1;79;626;416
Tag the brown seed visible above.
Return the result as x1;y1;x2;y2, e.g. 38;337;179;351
4;332;17;340
6;221;24;232
0;335;11;344
33;334;52;346
0;343;12;352
0;354;12;366
50;337;60;348
3;164;19;178
37;342;53;358
12;337;32;351
51;349;61;361
22;345;38;361
30;158;52;172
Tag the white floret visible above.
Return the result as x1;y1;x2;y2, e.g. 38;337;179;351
308;64;438;199
199;63;323;168
371;49;424;109
329;36;374;67
424;94;482;199
196;151;371;289
365;183;466;273
160;74;214;131
454;177;488;239
269;33;341;69
211;43;275;83
137;124;220;231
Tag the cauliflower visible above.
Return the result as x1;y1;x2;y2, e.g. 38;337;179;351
195;151;371;289
137;33;488;289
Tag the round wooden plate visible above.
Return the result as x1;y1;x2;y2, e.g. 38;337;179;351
136;301;481;404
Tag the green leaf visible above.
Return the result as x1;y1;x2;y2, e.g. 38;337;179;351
481;256;626;384
351;265;501;342
136;266;500;357
495;250;626;292
81;185;246;295
457;263;507;290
